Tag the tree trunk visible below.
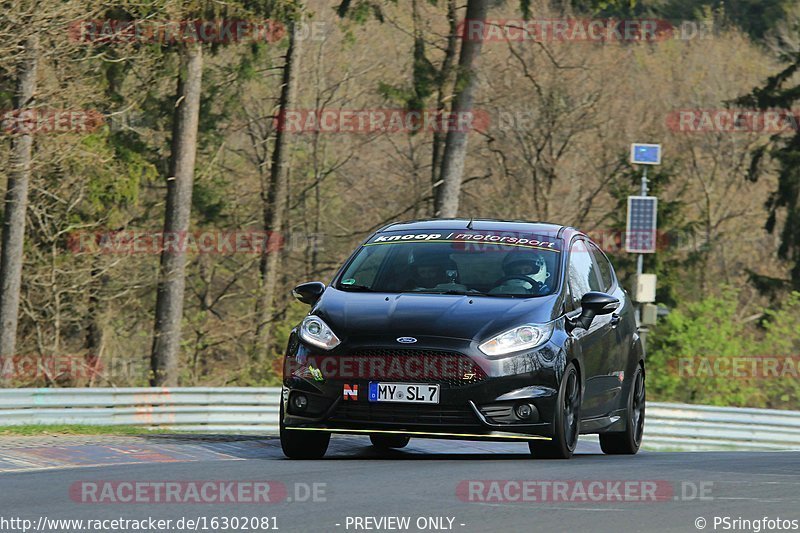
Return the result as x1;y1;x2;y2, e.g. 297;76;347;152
430;0;458;216
0;35;38;383
433;0;489;218
254;22;301;361
150;43;203;386
84;261;105;386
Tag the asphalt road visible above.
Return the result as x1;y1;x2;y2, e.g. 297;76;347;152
1;435;798;533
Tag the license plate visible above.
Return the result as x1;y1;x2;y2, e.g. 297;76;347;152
368;382;440;404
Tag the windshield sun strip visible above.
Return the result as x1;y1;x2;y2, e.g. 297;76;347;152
362;240;561;253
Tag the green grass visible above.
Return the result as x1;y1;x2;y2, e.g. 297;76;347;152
0;424;176;436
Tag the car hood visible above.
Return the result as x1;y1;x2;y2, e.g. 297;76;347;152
314;288;559;342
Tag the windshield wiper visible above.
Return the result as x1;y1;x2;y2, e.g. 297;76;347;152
412;289;497;297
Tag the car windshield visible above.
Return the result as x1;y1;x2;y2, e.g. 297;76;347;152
336;230;562;297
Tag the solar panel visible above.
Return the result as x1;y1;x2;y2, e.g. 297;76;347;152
626;196;658;253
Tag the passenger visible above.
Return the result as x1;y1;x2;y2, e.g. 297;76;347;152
406;255;459;290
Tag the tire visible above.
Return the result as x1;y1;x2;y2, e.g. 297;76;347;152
279;401;330;459
600;364;645;455
370;434;410;449
529;362;581;459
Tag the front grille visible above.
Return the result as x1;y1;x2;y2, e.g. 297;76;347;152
346;349;486;388
331;402;480;427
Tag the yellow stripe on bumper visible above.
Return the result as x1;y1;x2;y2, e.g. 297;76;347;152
285;426;551;441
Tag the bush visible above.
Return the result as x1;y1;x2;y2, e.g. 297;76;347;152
230;301;309;387
647;290;800;409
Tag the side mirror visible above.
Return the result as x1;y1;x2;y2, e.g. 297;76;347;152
292;281;326;305
570;291;620;331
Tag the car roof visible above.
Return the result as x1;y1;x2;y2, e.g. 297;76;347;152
377;218;582;240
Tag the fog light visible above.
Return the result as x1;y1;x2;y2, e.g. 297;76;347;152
514;403;537;421
291;393;308;412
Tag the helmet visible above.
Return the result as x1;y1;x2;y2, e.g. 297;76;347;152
411;253;459;286
502;251;548;283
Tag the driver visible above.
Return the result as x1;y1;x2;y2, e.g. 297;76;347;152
495;252;550;294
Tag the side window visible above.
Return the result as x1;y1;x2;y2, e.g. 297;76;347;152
587;242;615;291
568;240;602;308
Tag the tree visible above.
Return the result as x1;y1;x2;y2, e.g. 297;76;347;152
658;0;792;42
735;53;800;292
392;0;460;217
253;18;302;360
337;0;490;218
0;35;38;378
150;42;204;386
428;0;459;216
433;0;489;217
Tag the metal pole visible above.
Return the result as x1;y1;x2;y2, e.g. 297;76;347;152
636;166;648;276
636;166;648;343
640;165;649;195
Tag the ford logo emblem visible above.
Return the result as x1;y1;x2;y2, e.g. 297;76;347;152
396;337;417;344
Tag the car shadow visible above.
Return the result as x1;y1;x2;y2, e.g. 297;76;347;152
136;433;608;462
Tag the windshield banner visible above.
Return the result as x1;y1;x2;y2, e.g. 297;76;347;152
366;230;562;253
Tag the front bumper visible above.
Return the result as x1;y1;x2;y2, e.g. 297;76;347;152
281;334;567;441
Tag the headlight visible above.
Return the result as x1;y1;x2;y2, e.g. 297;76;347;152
299;315;341;350
478;322;554;357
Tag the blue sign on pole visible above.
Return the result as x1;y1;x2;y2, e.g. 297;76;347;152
630;143;662;165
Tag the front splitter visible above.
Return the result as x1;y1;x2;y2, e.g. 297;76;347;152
285;426;551;441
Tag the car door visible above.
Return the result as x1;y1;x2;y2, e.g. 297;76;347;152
585;240;627;416
565;238;616;419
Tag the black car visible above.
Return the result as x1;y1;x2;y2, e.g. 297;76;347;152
280;219;645;459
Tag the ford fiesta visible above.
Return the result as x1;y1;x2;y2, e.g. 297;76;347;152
280;219;645;459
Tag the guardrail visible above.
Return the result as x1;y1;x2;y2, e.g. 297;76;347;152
0;388;798;451
644;402;800;451
0;387;280;434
